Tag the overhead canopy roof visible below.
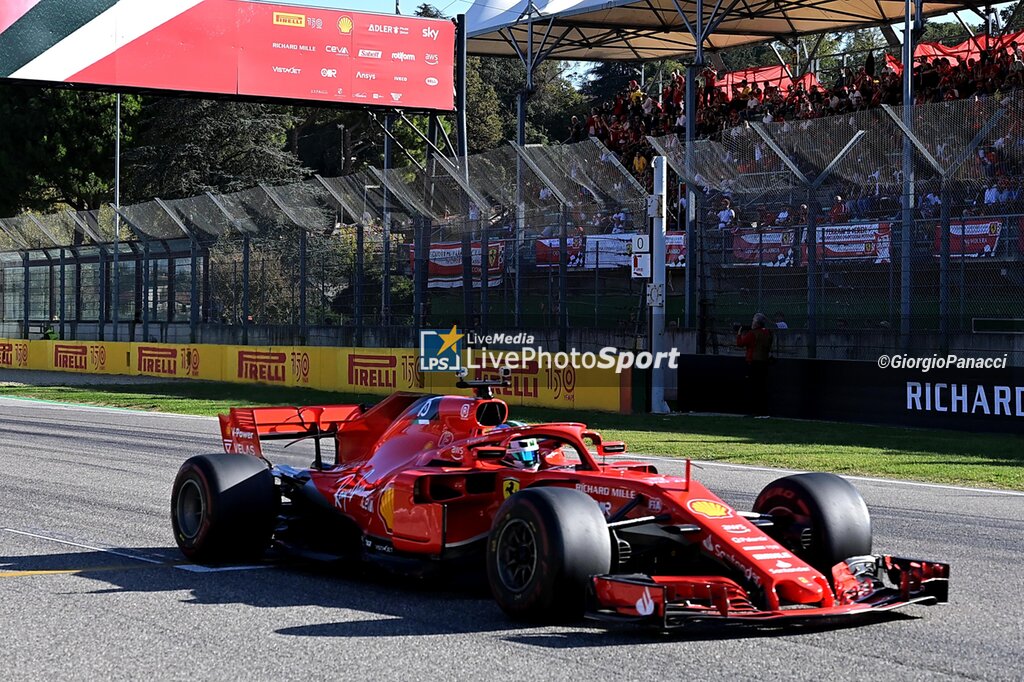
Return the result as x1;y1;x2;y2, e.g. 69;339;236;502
466;0;976;61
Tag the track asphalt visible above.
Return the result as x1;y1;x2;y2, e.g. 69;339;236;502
1;397;1021;681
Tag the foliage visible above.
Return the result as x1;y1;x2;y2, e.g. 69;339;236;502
0;85;140;214
124;98;306;201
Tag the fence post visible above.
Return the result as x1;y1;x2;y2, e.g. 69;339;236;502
242;233;250;345
141;242;149;343
190;240;199;344
481;213;489;335
462;229;473;326
98;248;106;342
298;228;308;344
806;196;818;359
355;221;364;346
59;248;66;340
559;205;568;351
939;182;950;349
22;252;30;340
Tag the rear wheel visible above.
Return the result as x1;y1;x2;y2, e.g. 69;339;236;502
487;487;611;622
171;454;278;564
753;472;872;574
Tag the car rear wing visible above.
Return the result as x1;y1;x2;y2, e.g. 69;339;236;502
218;405;362;459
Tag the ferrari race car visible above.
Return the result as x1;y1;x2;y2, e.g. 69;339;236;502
170;374;949;627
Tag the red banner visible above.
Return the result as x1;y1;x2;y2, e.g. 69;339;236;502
411;241;504;288
802;223;891;263
535;235;586;267
732;228;795;266
720;65;819;99
666;232;687;267
3;1;454;111
934;219;1001;258
886;29;1024;74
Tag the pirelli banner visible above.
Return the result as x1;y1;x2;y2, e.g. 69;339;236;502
0;340;627;413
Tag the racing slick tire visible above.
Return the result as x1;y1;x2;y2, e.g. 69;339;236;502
171;454;277;564
486;487;611;622
753;472;871;575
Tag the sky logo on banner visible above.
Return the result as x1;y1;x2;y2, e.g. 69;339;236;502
419;325;463;372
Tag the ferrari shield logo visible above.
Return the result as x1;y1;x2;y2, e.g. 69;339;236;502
502;478;520;499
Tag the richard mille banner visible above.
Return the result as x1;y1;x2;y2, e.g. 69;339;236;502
0;0;456;110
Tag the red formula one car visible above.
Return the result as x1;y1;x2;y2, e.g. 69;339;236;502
170;374;949;626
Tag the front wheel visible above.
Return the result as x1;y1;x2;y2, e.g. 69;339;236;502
171;454;278;564
486;487;611;622
753;472;872;574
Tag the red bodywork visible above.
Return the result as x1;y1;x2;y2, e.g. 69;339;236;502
217;391;949;625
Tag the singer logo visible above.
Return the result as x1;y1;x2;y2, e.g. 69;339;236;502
347;354;396;388
138;346;177;375
237;351;287;383
54;344;87;370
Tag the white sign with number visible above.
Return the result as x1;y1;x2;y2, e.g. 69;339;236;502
632;234;650;254
646;283;664;307
631;253;651;278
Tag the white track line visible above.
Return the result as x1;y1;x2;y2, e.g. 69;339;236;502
0;396;214;420
616;455;1024;497
2;528;166;564
2;528;269;573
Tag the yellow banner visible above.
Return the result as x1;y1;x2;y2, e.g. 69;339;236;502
0;338;628;413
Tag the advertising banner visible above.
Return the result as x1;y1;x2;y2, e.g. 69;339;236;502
413;240;505;288
731;228;795;266
533;232;685;269
0;0;455;111
0;338;629;413
802;223;891;263
933;219;1001;258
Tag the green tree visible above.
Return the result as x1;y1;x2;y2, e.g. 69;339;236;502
0;85;139;215
464;57;504;152
124;98;306;201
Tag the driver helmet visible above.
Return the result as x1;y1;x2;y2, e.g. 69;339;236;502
504;437;540;469
493;419;528;431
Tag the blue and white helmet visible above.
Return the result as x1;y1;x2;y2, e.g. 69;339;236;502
505;437;540;469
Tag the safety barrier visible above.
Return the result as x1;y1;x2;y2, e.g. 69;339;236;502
0;339;630;413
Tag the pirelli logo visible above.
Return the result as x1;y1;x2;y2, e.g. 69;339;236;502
54;344;87;370
273;11;306;27
138;346;177;375
238;350;286;383
347;354;396;388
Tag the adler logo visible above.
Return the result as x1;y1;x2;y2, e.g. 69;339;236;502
425;77;438;86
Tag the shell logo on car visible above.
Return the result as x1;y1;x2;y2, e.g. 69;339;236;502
687;499;733;519
378;485;395;533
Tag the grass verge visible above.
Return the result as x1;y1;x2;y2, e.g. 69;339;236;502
1;381;1020;490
